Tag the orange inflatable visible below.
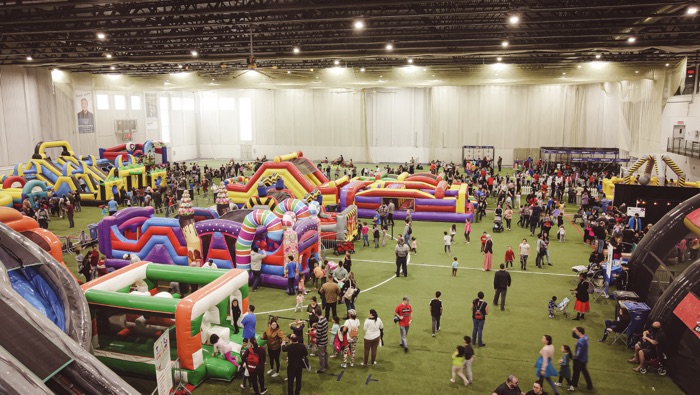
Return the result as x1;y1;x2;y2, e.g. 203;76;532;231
0;207;66;267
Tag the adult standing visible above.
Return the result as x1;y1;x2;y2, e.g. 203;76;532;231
498;156;503;172
395;238;410;277
535;234;546;269
306;296;322;328
318;279;340;319
285;255;299;296
261;319;285;377
387;200;395;226
536;335;560;395
429;291;443;336
243;338;267;395
402;219;412;245
282;334;308;395
241;305;257;341
107;197;118;216
504;206;513;230
569;327;593;391
471;291;488;347
394;296;413;352
483;234;494;271
518;238;531;270
66;201;75;228
341;272;359;313
90;246;100;280
493;264;512;311
332;262;349;284
314;309;330;373
362;309;383;366
571;274;590;321
341;310;360;367
250;246;266;291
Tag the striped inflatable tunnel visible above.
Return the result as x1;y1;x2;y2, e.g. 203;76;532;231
273;198;310;219
244;195;279;210
260;173;280;187
303;188;320;204
234;210;283;269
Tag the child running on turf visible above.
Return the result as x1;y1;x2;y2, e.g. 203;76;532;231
504;246;515;269
451;257;459;277
450;345;470;386
330;316;340;358
443;231;452;254
557;345;573;388
410;237;418;254
557;225;566;242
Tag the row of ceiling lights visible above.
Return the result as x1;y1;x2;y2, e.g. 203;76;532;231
31;5;699;63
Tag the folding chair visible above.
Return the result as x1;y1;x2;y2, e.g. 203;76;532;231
610;324;629;346
590;277;608;303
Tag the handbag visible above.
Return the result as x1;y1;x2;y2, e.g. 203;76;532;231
344;286;356;300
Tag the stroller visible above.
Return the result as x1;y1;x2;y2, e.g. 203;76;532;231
493;215;504;233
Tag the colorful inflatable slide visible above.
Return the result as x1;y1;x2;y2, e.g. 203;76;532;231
340;172;476;222
99;140;168;165
0;177;49;209
0;208;137;394
81;262;256;386
8;140;124;202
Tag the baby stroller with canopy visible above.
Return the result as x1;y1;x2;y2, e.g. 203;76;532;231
493;215;504;233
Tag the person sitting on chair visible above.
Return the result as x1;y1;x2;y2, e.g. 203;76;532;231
628;321;665;372
613;262;631;291
598;308;630;343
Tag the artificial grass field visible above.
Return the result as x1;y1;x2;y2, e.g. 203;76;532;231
47;163;680;395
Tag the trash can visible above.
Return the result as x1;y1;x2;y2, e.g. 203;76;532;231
623;301;651;346
88;223;99;241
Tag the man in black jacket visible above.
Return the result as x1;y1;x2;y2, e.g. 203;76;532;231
493;264;512;311
282;334;308;395
242;339;268;395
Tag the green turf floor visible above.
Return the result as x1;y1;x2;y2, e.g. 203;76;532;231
46;161;680;395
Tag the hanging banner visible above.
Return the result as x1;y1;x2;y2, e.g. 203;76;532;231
145;93;159;131
154;328;173;395
75;90;95;133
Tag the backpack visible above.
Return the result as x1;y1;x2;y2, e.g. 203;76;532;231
587;281;594;294
246;349;260;373
407;226;413;235
473;300;485;320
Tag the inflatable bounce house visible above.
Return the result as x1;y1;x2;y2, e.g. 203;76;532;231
625;193;700;394
99;140;168;165
81;262;255;386
340;172;478;222
96;191;348;289
7;140;125;203
0;207;137;394
0;177;49;209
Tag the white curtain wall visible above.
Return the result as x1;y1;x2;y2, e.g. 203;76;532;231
0;64;686;166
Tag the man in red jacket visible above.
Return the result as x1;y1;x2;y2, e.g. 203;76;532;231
394;296;413;352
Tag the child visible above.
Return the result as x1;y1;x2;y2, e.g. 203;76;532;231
548;296;558;318
373;224;380;248
450;345;470;386
557;225;566;242
97;256;107;277
101;205;108;217
330;316;340;358
504;246;515;269
313;262;324;290
295;289;305;312
410;237;418;254
480;232;488;253
210;334;240;368
240;339;253;390
298;276;308;295
449;224;457;242
556;345;573;388
333;326;349;362
289;319;306;345
451;257;459;277
308;324;318;356
381;225;387;247
362;222;369;247
443;231;451;254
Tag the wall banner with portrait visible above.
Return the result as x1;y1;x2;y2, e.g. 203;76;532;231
75;91;95;134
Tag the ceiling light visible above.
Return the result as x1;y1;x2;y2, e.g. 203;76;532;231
26;55;32;61
497;57;502;62
635;70;639;73
688;6;698;15
501;41;509;47
105;53;112;59
110;66;116;70
354;20;365;29
407;58;414;64
577;65;582;69
178;64;183;69
360;67;365;72
309;68;314;72
627;36;636;43
96;32;106;40
595;53;602;59
191;50;198;56
509;15;520;24
293;47;300;54
665;63;670;67
385;43;393;51
287;71;291;74
334;60;340;66
562;72;566;75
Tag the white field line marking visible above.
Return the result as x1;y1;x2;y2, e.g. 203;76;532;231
353;258;577;277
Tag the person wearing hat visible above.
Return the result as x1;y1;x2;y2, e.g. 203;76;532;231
613;262;631;291
395;237;410;277
394;296;413;352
